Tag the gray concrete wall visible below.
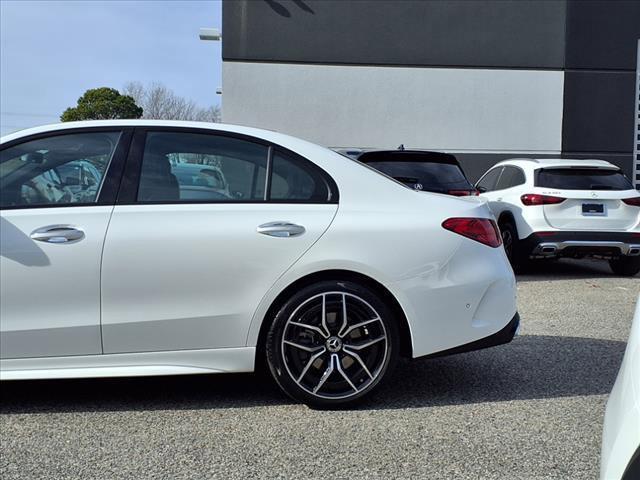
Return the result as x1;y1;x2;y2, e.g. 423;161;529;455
222;62;564;153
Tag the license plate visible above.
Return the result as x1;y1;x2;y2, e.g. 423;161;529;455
582;203;606;216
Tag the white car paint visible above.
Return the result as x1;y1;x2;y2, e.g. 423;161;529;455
0;120;517;382
1;206;112;358
100;204;337;353
601;295;640;480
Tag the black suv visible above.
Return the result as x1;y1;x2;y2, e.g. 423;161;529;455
354;149;477;197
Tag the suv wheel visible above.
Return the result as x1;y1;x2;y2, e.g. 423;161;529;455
266;280;399;409
499;220;523;270
609;256;640;277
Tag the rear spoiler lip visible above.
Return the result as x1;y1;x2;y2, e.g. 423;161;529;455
357;150;460;166
535;165;621;171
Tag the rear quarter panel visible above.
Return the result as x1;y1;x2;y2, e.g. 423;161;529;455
246;159;517;357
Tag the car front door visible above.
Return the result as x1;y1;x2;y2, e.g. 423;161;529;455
0;129;129;359
100;129;338;354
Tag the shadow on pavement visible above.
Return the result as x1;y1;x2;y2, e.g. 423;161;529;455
516;258;638;281
0;334;625;413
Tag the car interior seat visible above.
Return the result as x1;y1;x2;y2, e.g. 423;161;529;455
138;152;180;201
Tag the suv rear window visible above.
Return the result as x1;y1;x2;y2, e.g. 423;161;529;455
359;152;472;193
536;168;633;191
365;161;471;192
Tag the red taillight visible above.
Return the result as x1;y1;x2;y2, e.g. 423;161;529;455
448;189;479;196
622;197;640;206
442;217;502;248
520;194;566;206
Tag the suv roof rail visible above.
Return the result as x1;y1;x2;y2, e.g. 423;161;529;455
495;158;540;165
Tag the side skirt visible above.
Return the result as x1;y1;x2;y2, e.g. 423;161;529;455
0;347;255;380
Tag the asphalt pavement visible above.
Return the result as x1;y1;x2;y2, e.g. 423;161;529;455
1;258;638;479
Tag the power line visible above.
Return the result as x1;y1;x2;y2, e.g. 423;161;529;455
1;111;59;118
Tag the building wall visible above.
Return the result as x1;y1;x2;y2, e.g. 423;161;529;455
222;0;566;68
562;1;640;185
222;0;640;183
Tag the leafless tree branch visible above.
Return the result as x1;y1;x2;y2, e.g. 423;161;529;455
123;81;220;122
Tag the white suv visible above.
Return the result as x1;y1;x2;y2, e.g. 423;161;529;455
476;159;640;276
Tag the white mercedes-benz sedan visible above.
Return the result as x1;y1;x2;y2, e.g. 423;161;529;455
0;120;518;408
601;295;640;480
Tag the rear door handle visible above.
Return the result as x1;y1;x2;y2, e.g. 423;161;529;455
30;225;85;244
257;221;306;238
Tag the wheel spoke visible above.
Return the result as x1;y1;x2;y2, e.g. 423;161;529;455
339;317;382;338
320;294;331;337
283;340;324;353
342;347;373;380
338;294;349;337
346;335;386;351
312;354;336;394
296;347;326;383
333;353;358;392
289;321;329;339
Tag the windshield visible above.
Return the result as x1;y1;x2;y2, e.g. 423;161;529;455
536;168;633;191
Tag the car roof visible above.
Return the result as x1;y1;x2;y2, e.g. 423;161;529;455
0;120;293;147
357;150;460;165
495;158;619;170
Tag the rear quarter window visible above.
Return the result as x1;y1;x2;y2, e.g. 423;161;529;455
536;168;633;191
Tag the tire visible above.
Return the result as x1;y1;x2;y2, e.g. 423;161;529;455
265;280;399;409
498;219;525;271
609;256;640;276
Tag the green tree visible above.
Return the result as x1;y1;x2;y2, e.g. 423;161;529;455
60;87;143;122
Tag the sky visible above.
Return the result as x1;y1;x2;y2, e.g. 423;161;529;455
0;0;222;136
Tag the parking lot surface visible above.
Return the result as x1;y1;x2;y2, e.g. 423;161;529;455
1;259;637;480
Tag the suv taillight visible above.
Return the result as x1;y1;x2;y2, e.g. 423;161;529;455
622;197;640;207
442;218;502;248
520;194;566;206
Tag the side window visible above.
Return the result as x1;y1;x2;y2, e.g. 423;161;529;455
496;166;526;190
495;166;526;190
0;132;120;208
137;132;268;202
494;166;513;190
512;167;526;187
270;150;331;202
476;167;502;193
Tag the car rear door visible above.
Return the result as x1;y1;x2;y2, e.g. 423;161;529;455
0;128;130;359
490;165;528;215
100;128;338;354
475;166;504;217
536;167;639;230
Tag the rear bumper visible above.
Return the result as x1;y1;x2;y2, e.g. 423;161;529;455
421;312;520;359
522;231;640;259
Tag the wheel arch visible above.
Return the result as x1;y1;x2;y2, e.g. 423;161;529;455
497;210;517;228
254;269;413;370
496;208;533;241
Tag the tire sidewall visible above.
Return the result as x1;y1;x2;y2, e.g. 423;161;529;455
609;256;640;276
499;220;523;268
265;280;399;408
